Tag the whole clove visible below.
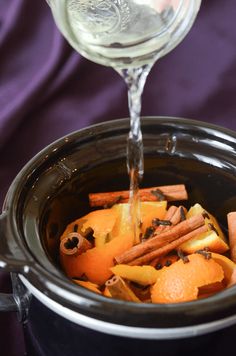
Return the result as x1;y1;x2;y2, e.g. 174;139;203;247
151;189;166;201
143;226;156;240
177;249;189;263
152;218;172;227
195;247;212;260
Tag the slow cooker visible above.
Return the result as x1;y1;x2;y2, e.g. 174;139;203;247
1;117;236;355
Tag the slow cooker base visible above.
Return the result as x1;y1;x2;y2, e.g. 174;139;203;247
23;296;235;356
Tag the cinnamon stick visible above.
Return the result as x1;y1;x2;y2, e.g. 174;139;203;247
60;232;92;256
149;205;181;267
227;212;236;263
128;225;208;266
89;184;188;207
155;205;187;234
115;214;205;265
105;276;140;302
152;205;177;235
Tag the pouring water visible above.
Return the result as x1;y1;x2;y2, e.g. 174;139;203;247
46;0;201;242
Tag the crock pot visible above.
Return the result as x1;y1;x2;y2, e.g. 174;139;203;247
1;117;236;355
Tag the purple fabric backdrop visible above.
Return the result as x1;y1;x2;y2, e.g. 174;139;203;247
0;0;236;355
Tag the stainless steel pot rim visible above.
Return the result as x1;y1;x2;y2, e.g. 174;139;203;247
19;274;236;340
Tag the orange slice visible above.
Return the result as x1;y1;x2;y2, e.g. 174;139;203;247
73;280;101;294
111;203;133;238
111;201;167;240
103;286;112;298
80;209;118;247
228;268;236;287
211;252;236;284
60;231;134;285
180;204;229;254
111;265;160;286
151;253;224;303
140;201;167;234
60;209;118;247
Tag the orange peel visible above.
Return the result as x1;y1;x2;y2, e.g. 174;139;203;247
151;253;224;303
211;252;236;284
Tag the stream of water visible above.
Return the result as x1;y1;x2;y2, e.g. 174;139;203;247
118;64;153;243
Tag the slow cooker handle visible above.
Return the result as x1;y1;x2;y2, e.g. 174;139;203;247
0;213;31;274
0;214;31;313
0;294;18;312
